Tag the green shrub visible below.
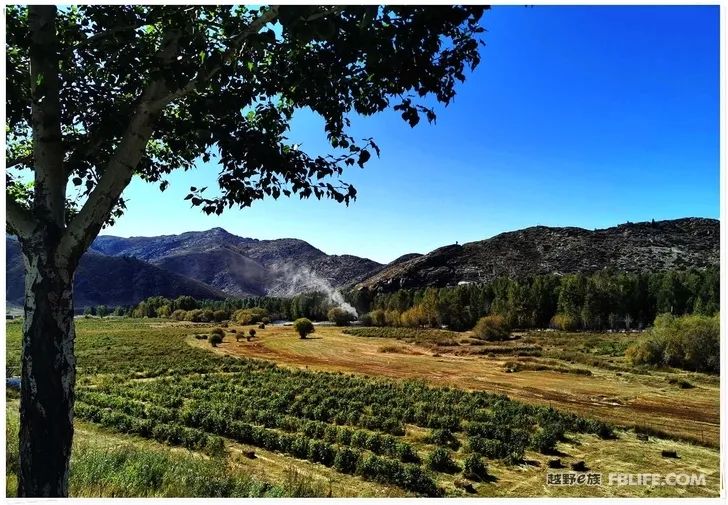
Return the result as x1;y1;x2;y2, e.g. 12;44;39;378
328;307;355;326
425;447;459;473
626;314;719;373
211;328;225;337
472;315;510;341
427;428;461;450
462;454;488;481
550;313;578;331
233;308;269;325
209;334;223;347
293;318;315;339
333;447;360;474
530;425;562;454
369;309;386;326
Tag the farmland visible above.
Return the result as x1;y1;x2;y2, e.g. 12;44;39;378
5;318;720;497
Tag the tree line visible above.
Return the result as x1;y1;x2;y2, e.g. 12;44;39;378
101;291;339;322
109;267;717;332
347;267;719;331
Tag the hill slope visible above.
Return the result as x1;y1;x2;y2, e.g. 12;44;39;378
357;218;719;292
90;228;382;297
6;238;226;309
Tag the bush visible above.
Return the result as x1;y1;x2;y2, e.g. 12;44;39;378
472;315;510;341
293;318;315;339
427;428;461;450
626;314;719;373
327;307;355;326
233;308;269;325
395;443;421;464
425;447;459;473
462;454;488;481
210;328;225;337
247;329;256;341
170;309;187;321
212;310;229;322
333;447;360;474
209;334;223;347
530;425;561;454
368;309;386;326
550;313;578;331
384;310;401;327
358;312;373;326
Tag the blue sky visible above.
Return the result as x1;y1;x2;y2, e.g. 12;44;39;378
102;5;720;264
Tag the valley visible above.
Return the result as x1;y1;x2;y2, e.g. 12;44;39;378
5;317;720;497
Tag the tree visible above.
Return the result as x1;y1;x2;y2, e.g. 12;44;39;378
293;318;315;339
472;315;510;341
6;4;487;495
328;307;355;326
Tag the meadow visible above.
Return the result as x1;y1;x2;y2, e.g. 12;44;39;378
5;318;720;497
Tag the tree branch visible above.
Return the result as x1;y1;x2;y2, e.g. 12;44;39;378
59;6;287;262
152;5;282;107
29;5;66;229
6;198;36;239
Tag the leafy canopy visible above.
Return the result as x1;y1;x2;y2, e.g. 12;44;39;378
7;5;487;223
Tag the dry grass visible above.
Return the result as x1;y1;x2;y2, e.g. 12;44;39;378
377;344;426;355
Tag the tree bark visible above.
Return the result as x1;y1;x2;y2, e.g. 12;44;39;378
17;233;77;497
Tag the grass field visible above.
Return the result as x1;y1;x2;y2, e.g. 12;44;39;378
5;318;720;497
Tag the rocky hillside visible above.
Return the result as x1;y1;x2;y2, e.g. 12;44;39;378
6;238;226;309
90;228;382;297
356;218;719;292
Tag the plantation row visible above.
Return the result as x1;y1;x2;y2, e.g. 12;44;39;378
76;390;420;464
92;364;615;441
74;398;441;495
71;359;616;495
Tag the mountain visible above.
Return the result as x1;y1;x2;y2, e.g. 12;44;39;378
6;218;718;309
6;238;226;309
90;228;383;297
356;218;720;292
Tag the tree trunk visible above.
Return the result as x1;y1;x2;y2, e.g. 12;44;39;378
18;237;76;497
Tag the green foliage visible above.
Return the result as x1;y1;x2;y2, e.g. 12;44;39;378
425;447;459;474
210;328;225;337
426;428;461;450
550;313;578;331
233;308;269;325
343;327;459;346
472;315;510;341
351;267;719;332
209;334;223;347
530;424;564;454
293;318;315;339
327;307;355;326
626;313;720;373
462;454;488;482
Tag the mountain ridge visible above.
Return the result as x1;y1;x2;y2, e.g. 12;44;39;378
355;217;719;292
6;217;719;309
